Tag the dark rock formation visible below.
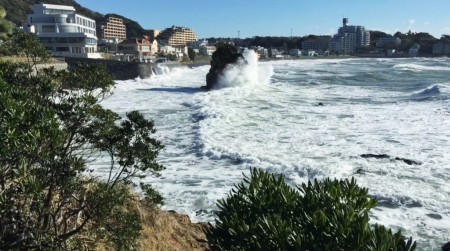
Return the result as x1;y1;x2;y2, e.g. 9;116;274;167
442;241;450;251
360;154;421;165
394;157;421;165
203;43;245;90
360;153;391;159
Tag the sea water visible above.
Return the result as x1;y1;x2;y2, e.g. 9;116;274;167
97;52;450;249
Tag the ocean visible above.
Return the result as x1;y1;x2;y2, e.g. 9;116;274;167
97;52;450;249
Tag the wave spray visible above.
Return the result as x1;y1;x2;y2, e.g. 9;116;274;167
217;50;273;88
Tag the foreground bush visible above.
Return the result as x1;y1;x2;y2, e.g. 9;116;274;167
207;169;416;251
0;31;164;250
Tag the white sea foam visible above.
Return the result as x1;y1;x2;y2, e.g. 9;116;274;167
99;57;450;249
217;50;273;88
393;63;450;72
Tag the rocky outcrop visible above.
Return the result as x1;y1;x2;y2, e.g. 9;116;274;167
443;242;450;251
360;154;421;165
203;43;245;90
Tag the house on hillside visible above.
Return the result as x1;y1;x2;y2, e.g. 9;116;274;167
22;3;101;58
159;45;187;58
199;45;216;56
117;37;158;61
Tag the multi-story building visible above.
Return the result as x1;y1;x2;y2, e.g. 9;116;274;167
22;3;101;58
329;18;370;54
97;16;126;42
157;26;197;46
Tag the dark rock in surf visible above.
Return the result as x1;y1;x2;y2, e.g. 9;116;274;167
360;154;391;159
360;154;421;165
442;241;450;251
394;157;422;165
203;43;245;91
355;168;365;175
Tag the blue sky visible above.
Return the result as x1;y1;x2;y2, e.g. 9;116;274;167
76;0;450;39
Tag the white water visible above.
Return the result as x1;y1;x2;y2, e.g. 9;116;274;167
98;55;450;250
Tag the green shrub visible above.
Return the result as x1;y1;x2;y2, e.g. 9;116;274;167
207;169;416;251
0;31;164;250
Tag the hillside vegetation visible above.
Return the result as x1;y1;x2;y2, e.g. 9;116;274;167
0;0;150;38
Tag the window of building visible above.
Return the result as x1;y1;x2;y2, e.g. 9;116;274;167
55;37;68;43
39;37;54;43
68;37;84;43
56;47;69;52
42;25;56;33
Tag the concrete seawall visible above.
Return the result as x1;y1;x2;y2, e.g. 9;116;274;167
64;57;185;80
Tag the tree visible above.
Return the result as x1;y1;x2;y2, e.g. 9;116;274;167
0;7;13;47
0;30;164;250
440;35;450;42
207;169;416;251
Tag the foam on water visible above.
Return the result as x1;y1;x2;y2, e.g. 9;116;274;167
99;57;450;250
217;50;273;88
393;63;450;72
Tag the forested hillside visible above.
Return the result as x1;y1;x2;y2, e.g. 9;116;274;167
0;0;150;37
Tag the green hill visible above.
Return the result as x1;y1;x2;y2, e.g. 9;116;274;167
0;0;150;38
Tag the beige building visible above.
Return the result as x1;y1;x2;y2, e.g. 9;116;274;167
118;37;158;60
98;16;126;42
157;26;197;46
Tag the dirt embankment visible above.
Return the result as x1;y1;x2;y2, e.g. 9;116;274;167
137;207;210;251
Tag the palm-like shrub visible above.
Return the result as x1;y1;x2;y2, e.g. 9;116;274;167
207;169;416;251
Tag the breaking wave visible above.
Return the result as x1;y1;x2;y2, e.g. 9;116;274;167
393;63;450;72
217;50;273;88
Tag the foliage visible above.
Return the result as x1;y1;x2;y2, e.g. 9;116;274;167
207;169;416;251
2;29;50;64
157;52;177;61
0;6;13;48
0;30;164;250
140;183;164;207
369;30;392;47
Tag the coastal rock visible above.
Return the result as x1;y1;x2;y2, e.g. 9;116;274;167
360;154;421;165
442;242;450;251
360;153;391;159
203;43;245;90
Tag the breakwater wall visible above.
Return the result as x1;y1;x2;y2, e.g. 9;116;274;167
64;57;183;80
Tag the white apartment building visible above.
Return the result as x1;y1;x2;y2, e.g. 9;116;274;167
159;45;188;58
330;18;370;54
199;45;216;56
23;3;101;58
